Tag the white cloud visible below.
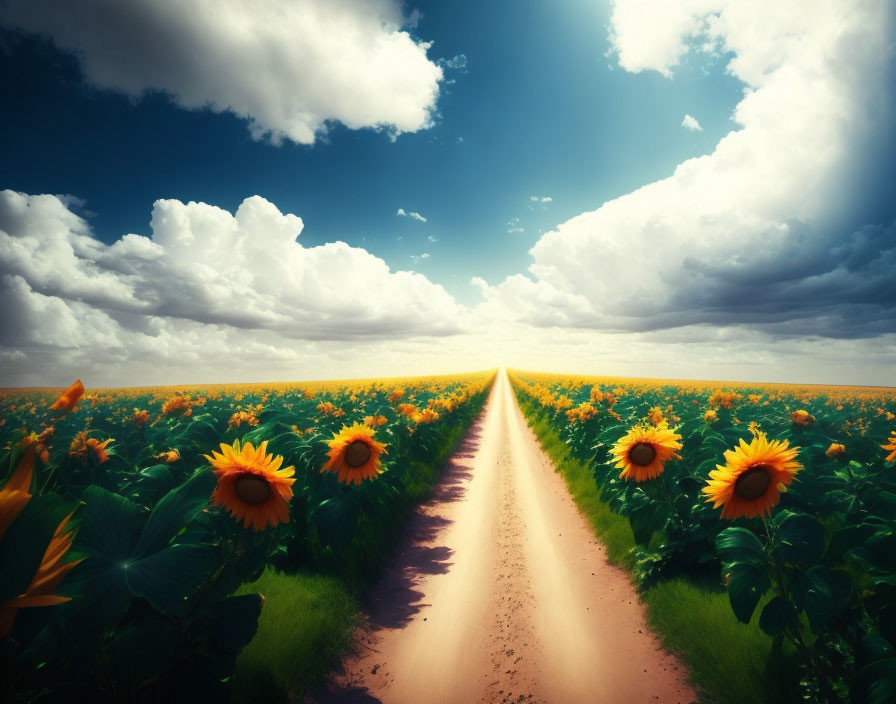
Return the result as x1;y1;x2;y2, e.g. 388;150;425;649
530;196;552;203
0;0;443;145
410;252;431;263
397;208;427;222
682;114;703;131
507;217;524;234
0;190;464;357
428;235;439;242
488;0;896;339
439;54;468;71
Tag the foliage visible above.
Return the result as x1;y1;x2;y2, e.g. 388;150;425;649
0;370;494;701
509;369;896;704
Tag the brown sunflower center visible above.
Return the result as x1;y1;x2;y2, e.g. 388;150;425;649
235;474;271;505
628;442;657;467
734;465;772;500
345;440;372;468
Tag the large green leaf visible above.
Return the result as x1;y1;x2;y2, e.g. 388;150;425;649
803;567;853;634
727;562;771;623
716;527;765;564
133;468;216;557
776;511;825;564
108;620;178;690
202;594;263;655
125;544;218;615
628;502;669;547
853;637;896;704
759;595;798;636
75;485;142;561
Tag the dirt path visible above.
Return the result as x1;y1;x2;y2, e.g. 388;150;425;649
317;369;698;704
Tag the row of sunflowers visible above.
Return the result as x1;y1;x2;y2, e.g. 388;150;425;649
508;370;896;704
0;370;494;702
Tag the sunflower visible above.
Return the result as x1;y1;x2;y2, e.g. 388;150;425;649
323;423;388;485
825;443;846;457
364;414;388;428
791;409;815;426
609;422;683;482
883;433;896;463
0;447;84;638
204;440;296;531
49;379;84;412
702;431;802;519
69;432;113;464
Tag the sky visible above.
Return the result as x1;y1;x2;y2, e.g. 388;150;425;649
1;0;894;388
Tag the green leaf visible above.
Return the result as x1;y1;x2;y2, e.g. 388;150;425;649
75;485;142;561
628;502;670;547
777;512;825;564
803;567;853;634
759;595;797;636
716;527;765;564
727;562;771;623
853;637;896;704
125;544;217;615
313;497;360;553
202;594;263;655
109;621;178;689
133;468;216;557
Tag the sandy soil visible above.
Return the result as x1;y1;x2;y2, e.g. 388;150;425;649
316;369;699;704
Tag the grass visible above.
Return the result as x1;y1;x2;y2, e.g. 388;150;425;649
515;393;802;704
233;570;359;703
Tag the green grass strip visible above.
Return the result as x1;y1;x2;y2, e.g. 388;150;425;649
515;393;801;704
234;570;359;702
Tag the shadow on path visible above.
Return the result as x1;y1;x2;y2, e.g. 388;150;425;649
311;411;489;703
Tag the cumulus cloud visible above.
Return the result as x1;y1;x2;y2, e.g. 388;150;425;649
529;196;552;202
487;0;896;340
0;0;443;145
0;190;464;364
397;208;427;222
682;114;703;131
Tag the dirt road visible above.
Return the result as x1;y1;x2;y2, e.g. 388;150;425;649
319;368;698;703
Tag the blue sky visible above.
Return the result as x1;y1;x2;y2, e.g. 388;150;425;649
1;1;743;306
0;1;894;386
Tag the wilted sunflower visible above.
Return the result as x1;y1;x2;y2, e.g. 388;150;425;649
702;431;802;519
609;423;683;482
323;423;388;485
205;440;296;531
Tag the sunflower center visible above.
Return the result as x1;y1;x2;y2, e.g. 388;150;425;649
235;475;271;505
629;442;657;467
345;440;372;468
734;465;772;501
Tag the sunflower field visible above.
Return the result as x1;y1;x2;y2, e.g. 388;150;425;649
509;370;896;704
0;370;494;702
